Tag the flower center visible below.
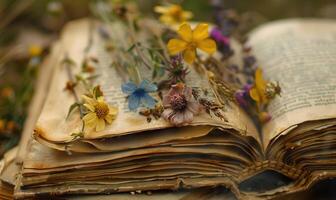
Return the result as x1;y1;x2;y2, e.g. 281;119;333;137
170;94;187;111
187;42;197;50
134;88;146;97
94;102;109;119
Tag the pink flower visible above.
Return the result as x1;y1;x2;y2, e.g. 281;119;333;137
162;83;202;126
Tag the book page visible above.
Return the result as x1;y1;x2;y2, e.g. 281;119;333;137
35;19;259;143
248;19;336;145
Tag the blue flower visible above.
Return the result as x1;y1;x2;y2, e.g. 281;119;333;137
121;80;158;111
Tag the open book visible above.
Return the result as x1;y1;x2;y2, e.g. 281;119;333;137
14;18;336;199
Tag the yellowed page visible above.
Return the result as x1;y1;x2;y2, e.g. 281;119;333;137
35;19;258;143
248;19;336;144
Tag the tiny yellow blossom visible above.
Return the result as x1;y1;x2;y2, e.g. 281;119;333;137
167;23;217;64
154;4;192;25
28;45;43;57
82;95;118;132
249;68;268;106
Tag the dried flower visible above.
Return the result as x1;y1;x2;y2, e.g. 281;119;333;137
166;55;189;84
0;119;5;132
121;80;157;111
139;104;164;123
249;68;281;108
1;87;14;98
64;81;77;92
154;4;193;25
28;45;43;57
162;83;202;126
235;84;252;108
210;27;233;57
82;95;118;132
167;23;217;64
258;111;272;124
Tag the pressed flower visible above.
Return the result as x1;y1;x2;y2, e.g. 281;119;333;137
249;68;269;106
235;84;252;108
166;55;189;84
167;23;217;64
82;95;118;132
121;80;157;111
258;111;272;123
249;68;281;107
162;83;202;126
154;4;193;25
210;27;232;57
28;45;43;57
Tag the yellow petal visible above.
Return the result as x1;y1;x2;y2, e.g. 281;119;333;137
82;95;96;105
249;87;260;103
105;114;114;124
167;39;187;55
83;103;95;112
96;119;105;132
197;38;216;54
177;23;193;42
159;15;174;24
154;6;169;14
183;48;196;64
255;68;268;103
109;106;119;115
182;11;193;21
193;23;209;41
83;112;97;124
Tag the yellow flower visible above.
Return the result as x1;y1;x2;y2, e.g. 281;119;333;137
249;68;268;106
28;45;43;57
82;95;118;132
167;23;217;64
154;4;192;25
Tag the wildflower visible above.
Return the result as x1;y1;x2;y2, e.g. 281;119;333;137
121;80;157;111
258;111;272;124
162;83;202;126
166;55;189;84
235;84;252;108
154;4;193;25
28;45;43;57
249;68;281;107
249;68;269;106
82;95;118;132
210;27;232;57
167;23;217;64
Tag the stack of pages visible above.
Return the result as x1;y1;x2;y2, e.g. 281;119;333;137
10;18;336;199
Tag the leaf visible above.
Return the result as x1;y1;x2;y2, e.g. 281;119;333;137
127;44;136;52
92;85;104;98
66;102;80;119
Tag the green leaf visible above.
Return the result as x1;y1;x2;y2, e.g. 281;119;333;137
127;44;136;52
92;85;103;98
66;102;80;119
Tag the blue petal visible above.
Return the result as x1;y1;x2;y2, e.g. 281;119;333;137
139;80;157;93
121;82;137;94
128;94;140;111
141;93;156;108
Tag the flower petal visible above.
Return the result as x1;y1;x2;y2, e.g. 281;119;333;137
183;48;196;64
183;110;194;123
140;80;157;93
83;103;95;112
108;106;118;115
121;82;137;94
128;94;140;111
105;114;114;124
162;94;171;107
171;112;185;126
187;101;202;114
141;93;156;108
193;23;209;41
96;119;105;132
83;112;97;124
154;6;169;14
82;95;96;105
177;23;193;42
249;87;260;102
182;11;193;20
162;108;174;120
167;39;187;55
197;38;217;54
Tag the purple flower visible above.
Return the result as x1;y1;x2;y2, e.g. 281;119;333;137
235;84;253;108
210;27;233;57
162;83;202;126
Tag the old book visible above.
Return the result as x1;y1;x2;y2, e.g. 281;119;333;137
14;18;336;199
